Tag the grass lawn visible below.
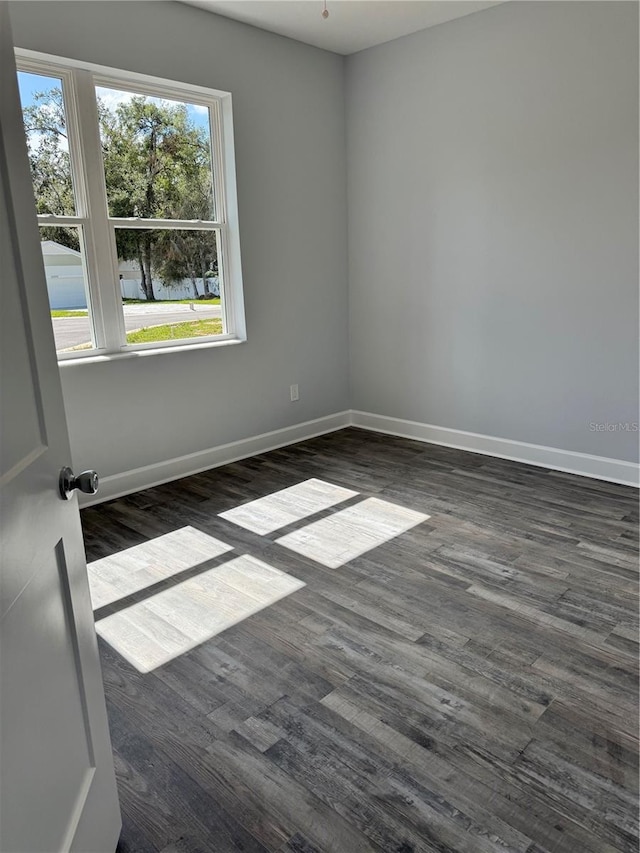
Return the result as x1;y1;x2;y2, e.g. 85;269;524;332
51;309;89;317
126;318;223;344
122;297;221;306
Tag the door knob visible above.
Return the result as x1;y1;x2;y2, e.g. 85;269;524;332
59;467;99;500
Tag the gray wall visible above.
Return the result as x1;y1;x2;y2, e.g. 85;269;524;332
9;1;349;479
347;1;639;462
10;1;639;480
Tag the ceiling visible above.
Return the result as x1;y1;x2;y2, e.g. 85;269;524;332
181;0;505;55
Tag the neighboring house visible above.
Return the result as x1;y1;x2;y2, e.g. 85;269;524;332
41;241;220;307
40;240;87;309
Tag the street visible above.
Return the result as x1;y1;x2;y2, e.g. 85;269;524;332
52;303;222;350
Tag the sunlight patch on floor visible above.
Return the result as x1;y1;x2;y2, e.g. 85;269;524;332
218;478;358;534
87;526;233;609
276;497;429;568
95;555;305;672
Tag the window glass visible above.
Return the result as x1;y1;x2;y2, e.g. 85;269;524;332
96;85;215;221
116;228;222;345
16;54;244;358
39;226;96;353
17;71;77;216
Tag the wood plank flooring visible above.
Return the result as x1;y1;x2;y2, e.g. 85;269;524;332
81;428;640;853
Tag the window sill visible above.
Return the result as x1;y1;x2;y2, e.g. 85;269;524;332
57;336;245;366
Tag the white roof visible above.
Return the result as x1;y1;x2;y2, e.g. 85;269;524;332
40;240;82;258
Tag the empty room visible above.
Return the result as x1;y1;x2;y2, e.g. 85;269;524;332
0;1;638;852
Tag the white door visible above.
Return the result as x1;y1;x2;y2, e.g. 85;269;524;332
0;6;121;851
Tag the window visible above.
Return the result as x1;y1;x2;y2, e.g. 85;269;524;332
16;51;245;359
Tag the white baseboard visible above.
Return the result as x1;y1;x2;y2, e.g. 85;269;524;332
82;411;351;506
350;410;640;488
83;407;638;506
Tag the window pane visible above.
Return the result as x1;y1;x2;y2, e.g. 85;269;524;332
96;86;215;221
17;71;77;216
40;227;96;354
115;228;223;345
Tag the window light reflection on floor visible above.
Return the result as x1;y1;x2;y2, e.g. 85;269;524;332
91;485;428;673
276;497;429;568
87;526;233;610
218;477;358;534
95;555;305;673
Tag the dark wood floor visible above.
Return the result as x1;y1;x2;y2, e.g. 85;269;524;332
81;428;639;853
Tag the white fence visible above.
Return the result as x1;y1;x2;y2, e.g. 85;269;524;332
120;277;220;301
42;240;221;307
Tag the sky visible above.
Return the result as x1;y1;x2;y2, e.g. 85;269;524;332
17;70;53;107
17;71;211;133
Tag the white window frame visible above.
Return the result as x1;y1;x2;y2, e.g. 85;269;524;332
15;49;246;362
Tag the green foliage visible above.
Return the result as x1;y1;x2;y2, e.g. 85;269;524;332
153;230;218;293
126;318;222;343
100;95;216;300
101;96;212;220
22;87;75;218
22;88;78;251
23;86;217;299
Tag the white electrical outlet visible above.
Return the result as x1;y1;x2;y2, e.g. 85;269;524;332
290;384;299;402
